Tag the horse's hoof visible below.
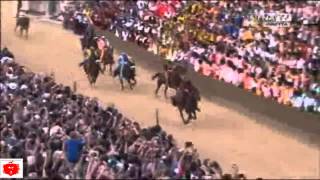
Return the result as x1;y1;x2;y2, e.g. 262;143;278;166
184;121;191;125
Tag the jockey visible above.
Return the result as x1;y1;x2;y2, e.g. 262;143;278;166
96;36;106;59
79;46;99;67
96;36;106;51
116;52;130;78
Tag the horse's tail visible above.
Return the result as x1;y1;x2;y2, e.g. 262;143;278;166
151;72;160;81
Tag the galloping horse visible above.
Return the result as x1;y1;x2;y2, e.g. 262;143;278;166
15;16;30;39
171;80;201;124
82;49;101;86
100;45;114;75
113;56;137;90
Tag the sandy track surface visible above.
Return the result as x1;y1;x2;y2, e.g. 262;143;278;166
1;1;319;178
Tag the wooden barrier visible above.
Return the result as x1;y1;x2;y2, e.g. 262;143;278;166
73;81;77;93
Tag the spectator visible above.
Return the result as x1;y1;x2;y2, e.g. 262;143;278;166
63;131;85;164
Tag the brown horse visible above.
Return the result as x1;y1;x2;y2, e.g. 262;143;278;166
15;16;30;39
171;81;201;124
98;45;114;75
83;58;101;87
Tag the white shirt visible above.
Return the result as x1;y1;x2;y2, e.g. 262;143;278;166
50;125;63;136
144;26;151;34
124;20;134;28
268;37;278;48
296;58;306;69
137;0;147;10
254;32;262;41
0;57;13;64
303;96;317;109
6;82;18;90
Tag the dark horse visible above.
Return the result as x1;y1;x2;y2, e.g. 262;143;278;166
171;81;201;124
99;45;114;75
15;16;30;39
151;63;187;98
83;50;101;87
113;61;137;90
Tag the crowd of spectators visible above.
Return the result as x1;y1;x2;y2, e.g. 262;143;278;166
78;0;320;114
0;48;250;179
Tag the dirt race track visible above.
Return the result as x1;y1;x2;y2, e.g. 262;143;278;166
1;1;319;178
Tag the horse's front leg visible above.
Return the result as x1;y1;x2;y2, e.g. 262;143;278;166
155;81;162;96
192;111;197;120
131;77;137;86
109;64;113;76
99;60;105;73
100;63;105;74
88;75;93;87
188;112;193;121
164;85;169;99
127;79;133;90
25;29;29;39
120;78;124;90
19;28;23;36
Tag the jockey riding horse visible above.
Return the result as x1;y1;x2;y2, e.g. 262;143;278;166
171;80;201;124
113;52;137;90
15;15;30;39
79;45;102;86
96;36;114;75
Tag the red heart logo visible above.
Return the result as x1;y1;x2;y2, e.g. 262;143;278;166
3;161;19;176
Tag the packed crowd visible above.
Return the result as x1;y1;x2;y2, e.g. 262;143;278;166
73;0;320;114
0;48;250;179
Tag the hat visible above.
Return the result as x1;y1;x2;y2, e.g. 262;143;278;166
20;84;28;90
34;114;40;120
7;83;17;90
